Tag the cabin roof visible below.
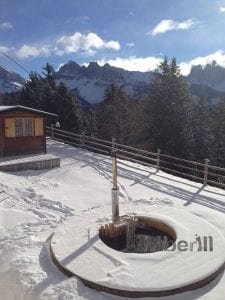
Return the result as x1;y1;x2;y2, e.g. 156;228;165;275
0;105;58;117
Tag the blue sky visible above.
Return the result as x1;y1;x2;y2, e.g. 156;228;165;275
1;0;225;78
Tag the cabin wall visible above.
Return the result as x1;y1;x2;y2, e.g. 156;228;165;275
4;136;45;156
0;117;4;156
0;111;46;157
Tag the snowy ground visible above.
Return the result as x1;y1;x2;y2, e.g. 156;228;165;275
0;140;225;300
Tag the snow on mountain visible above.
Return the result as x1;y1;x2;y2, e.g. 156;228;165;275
54;61;152;103
2;59;225;104
55;60;225;104
0;139;225;299
187;60;225;92
0;65;25;94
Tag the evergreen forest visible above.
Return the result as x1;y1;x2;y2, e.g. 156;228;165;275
5;58;225;168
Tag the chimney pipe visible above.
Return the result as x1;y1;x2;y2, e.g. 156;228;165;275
111;149;119;222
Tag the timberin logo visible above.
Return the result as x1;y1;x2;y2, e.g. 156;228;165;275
149;235;214;252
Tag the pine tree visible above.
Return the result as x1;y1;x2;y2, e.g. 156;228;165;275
41;63;56;90
211;99;225;166
82;106;98;136
97;84;129;143
20;71;43;109
144;57;194;158
19;64;83;133
0;94;3;105
192;96;213;162
55;82;82;132
126;99;146;147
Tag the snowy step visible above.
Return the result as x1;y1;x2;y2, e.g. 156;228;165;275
0;154;60;172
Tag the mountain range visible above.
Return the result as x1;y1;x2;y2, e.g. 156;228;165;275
1;60;225;104
0;65;25;94
54;61;152;103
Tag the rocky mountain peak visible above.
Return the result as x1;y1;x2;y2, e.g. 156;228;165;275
87;61;100;69
54;60;152;103
103;63;111;68
57;60;81;76
212;60;217;67
187;61;225;89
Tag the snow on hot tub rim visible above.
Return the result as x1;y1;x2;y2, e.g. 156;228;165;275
50;206;225;295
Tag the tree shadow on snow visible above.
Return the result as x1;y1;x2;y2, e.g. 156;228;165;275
32;235;68;298
47;141;225;214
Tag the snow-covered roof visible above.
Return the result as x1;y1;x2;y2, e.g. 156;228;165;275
0;106;13;111
0;105;57;117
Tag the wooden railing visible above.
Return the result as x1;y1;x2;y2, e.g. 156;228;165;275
46;126;225;189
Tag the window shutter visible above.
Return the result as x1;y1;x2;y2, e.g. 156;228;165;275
5;118;16;137
34;118;44;136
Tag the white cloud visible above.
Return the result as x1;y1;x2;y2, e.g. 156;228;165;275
177;19;196;30
151;19;197;36
66;16;90;25
0;22;13;30
126;42;135;48
75;16;90;23
81;50;225;76
96;56;162;72
220;7;225;12
103;40;120;50
56;32;120;55
179;50;225;75
16;45;51;58
15;32;120;58
0;46;11;53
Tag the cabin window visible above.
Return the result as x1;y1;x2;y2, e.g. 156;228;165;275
15;118;34;137
24;119;33;136
15;119;23;137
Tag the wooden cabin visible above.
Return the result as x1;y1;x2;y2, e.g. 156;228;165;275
0;105;57;157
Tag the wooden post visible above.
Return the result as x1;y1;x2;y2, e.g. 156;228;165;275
112;153;117;190
112;149;119;223
112;137;116;151
44;117;47;154
80;132;85;147
203;159;209;186
51;124;54;139
157;149;161;171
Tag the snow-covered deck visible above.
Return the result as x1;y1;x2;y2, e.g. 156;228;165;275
0;140;225;300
